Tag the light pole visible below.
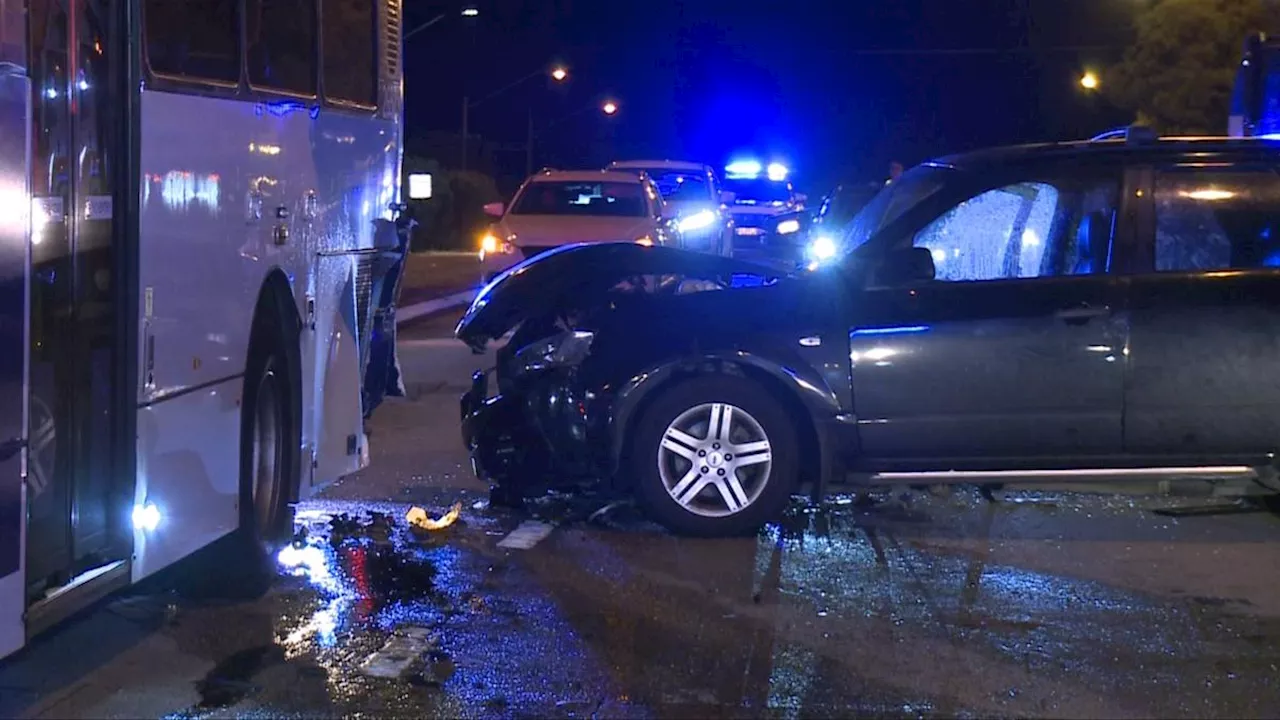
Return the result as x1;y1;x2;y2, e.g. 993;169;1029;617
462;64;568;171
526;99;620;174
403;5;479;42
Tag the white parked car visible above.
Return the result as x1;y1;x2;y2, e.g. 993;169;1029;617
606;159;735;257
478;170;677;280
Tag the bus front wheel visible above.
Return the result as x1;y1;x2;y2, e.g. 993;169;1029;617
234;299;300;592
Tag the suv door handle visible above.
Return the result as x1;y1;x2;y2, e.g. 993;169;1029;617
1055;304;1110;325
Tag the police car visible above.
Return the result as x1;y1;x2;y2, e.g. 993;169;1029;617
721;159;808;266
719;160;808;267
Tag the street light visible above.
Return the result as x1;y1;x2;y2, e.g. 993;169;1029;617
1080;71;1100;91
526;98;624;174
462;64;572;171
404;6;479;42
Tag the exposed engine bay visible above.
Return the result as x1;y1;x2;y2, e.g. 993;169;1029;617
498;272;734;382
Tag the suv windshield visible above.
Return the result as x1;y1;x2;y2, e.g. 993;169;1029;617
840;165;950;253
817;183;881;227
723;177;794;205
512;181;648;217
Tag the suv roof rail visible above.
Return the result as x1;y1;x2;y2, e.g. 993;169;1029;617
1090;127;1128;141
1124;124;1158;143
1089;123;1158;143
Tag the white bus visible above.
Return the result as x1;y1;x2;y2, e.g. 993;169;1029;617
0;0;407;660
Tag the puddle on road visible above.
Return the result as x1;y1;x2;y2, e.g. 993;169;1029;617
194;644;285;709
151;487;1280;719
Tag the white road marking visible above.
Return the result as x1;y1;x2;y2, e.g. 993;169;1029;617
496;521;555;550
395;290;476;324
360;626;436;678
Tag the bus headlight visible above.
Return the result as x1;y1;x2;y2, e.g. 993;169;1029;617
776;218;801;235
132;502;161;531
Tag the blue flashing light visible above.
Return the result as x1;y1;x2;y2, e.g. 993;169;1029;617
851;325;930;336
725;160;762;178
766;162;788;181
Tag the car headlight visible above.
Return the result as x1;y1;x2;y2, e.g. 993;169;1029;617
776;218;801;235
479;232;514;260
808;234;837;261
677;209;717;233
513;330;595;374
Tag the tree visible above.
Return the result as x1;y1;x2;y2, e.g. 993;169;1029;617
1107;0;1269;134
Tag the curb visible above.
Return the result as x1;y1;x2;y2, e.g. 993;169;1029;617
395;289;477;325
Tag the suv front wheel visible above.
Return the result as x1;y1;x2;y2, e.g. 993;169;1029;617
630;375;798;536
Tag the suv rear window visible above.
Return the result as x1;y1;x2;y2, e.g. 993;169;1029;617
1154;169;1280;272
512;181;648;217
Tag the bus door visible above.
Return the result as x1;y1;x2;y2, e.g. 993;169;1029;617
25;0;131;603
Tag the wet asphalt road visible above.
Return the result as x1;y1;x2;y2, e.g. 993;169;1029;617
5;309;1280;718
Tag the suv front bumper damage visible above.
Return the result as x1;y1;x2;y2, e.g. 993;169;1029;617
459;369;613;494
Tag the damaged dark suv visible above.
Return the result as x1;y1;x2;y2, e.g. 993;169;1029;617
457;133;1280;536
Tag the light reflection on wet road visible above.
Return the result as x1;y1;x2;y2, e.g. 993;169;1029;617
6;486;1280;719
3;327;1280;718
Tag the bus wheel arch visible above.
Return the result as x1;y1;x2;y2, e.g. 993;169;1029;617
238;270;303;560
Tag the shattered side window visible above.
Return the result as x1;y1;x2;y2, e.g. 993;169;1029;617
912;183;1058;282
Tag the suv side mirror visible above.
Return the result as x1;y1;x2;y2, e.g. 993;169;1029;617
869;246;935;287
482;201;505;218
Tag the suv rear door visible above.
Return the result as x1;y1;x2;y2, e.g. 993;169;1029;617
1123;160;1280;459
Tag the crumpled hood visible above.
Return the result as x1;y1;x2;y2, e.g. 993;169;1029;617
454;243;780;347
501;215;655;247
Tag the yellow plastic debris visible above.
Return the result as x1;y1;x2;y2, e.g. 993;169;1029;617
406;502;461;531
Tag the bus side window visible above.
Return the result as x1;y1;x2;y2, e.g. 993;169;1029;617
322;0;376;107
245;0;317;96
143;0;239;83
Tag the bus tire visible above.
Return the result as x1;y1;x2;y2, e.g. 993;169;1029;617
231;295;300;594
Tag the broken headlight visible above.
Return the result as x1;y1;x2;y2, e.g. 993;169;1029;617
513;330;595;374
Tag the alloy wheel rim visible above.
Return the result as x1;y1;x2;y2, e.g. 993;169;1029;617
657;402;772;518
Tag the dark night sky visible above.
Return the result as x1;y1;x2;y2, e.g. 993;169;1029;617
404;0;1139;193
